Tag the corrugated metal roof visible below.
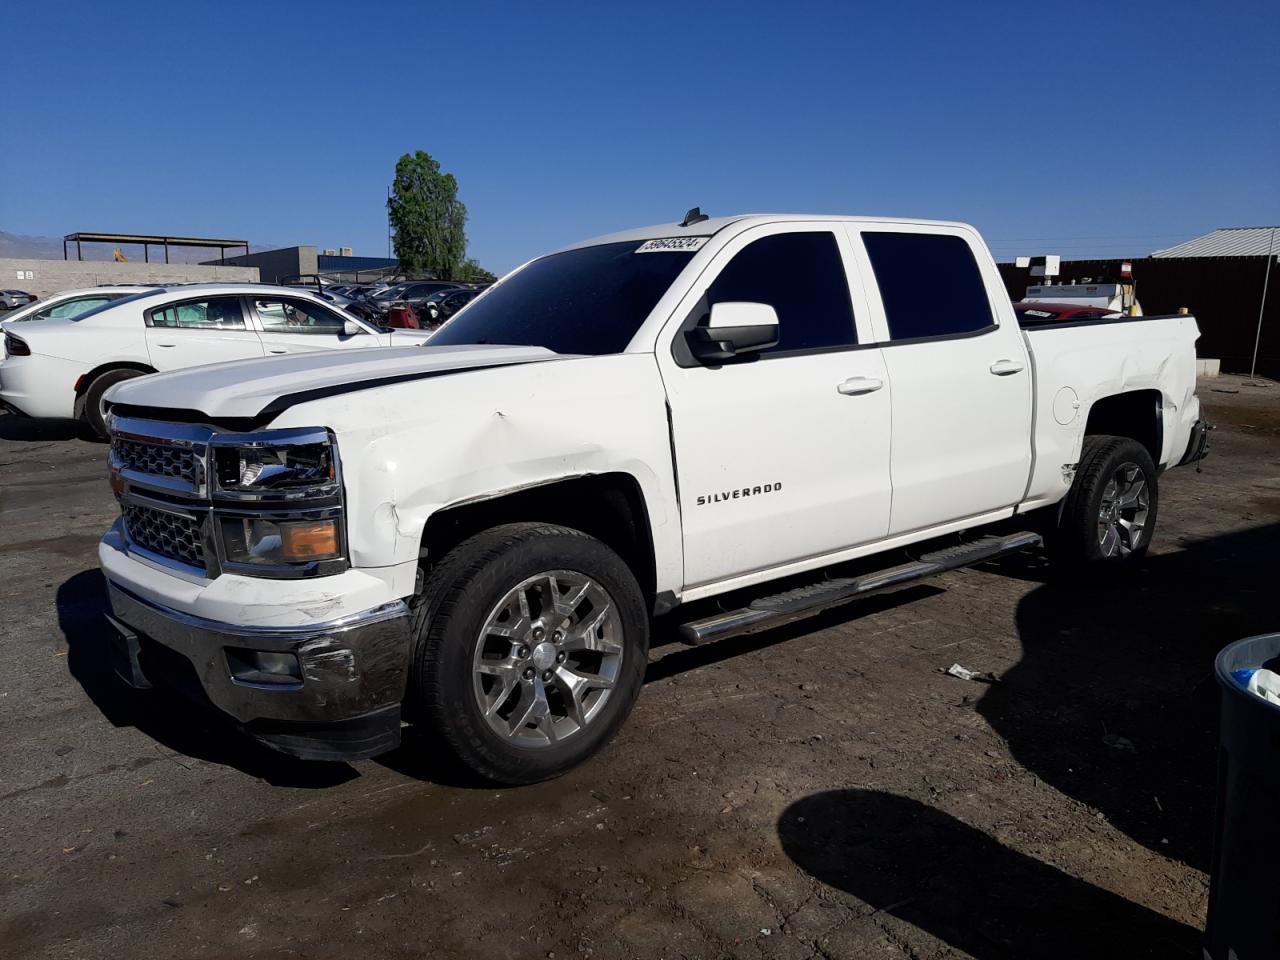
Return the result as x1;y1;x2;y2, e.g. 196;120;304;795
1152;226;1280;258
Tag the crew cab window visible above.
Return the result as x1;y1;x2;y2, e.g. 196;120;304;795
703;231;856;354
149;297;246;329
862;232;994;341
254;298;347;334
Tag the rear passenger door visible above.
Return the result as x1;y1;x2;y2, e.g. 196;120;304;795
658;224;892;592
850;226;1032;535
144;296;266;371
250;296;379;353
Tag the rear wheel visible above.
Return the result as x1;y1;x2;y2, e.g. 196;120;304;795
82;369;143;439
410;523;649;784
1051;435;1159;570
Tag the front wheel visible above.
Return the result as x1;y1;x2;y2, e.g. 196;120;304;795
409;523;649;784
1050;435;1159;571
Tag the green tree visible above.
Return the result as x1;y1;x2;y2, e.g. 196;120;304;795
388;150;467;279
454;258;498;283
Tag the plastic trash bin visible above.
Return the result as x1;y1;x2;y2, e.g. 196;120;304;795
1205;632;1280;960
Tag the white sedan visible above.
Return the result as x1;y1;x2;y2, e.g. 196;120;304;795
0;282;432;437
0;285;155;323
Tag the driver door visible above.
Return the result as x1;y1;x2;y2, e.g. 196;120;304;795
656;224;893;593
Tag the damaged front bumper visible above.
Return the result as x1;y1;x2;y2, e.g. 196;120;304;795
104;581;412;761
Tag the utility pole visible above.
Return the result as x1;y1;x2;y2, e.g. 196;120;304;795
1250;227;1277;381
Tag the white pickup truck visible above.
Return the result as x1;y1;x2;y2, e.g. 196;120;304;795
98;213;1209;783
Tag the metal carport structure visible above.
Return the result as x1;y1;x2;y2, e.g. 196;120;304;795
62;232;250;264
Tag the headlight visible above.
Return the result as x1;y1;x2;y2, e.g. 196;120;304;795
211;429;337;498
219;517;343;564
208;427;347;576
215;442;333;491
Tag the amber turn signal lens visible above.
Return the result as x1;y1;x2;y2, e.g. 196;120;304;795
280;521;340;560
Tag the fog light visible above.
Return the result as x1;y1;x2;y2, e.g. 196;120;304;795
226;647;303;687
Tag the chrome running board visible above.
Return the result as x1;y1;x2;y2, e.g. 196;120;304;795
677;531;1042;646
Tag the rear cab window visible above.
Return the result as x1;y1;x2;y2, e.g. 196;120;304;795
861;232;994;342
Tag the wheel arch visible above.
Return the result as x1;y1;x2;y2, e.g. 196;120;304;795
418;472;659;608
72;361;157;417
1082;389;1163;465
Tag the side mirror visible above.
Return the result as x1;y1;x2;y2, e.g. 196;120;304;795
688;301;779;362
342;319;364;336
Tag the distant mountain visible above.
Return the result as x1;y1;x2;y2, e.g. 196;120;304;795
0;231;68;260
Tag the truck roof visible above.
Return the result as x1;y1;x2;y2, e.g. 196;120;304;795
563;213;977;252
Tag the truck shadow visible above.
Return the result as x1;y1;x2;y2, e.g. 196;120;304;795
778;788;1199;958
55;570;360;789
978;522;1279;870
0;412;85;442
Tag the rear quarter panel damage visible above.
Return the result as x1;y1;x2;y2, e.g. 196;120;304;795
1021;315;1201;508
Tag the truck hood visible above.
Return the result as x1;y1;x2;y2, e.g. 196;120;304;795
106;344;564;422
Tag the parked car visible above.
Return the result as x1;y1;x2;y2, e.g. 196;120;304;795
0;290;38;310
336;297;385;324
0;286;153;323
368;282;414;304
421;287;481;324
0;283;432;437
97;213;1208;784
346;283;389;300
370;281;463;317
396;281;464;300
384;303;421;329
1013;301;1122;325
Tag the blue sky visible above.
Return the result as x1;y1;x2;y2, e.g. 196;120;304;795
3;0;1277;271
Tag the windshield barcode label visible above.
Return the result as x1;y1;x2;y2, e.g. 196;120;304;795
635;237;708;253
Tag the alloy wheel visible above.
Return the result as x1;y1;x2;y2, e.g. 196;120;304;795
1097;461;1150;557
471;570;623;747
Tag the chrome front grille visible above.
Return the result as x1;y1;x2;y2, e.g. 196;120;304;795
122;503;205;569
111;436;201;485
107;415;346;581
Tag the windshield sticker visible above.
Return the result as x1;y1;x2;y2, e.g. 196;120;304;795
635;237;709;253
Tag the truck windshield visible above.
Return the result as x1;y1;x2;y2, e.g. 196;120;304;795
429;240;696;355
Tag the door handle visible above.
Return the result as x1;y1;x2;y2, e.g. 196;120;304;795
154;342;177;348
989;359;1025;376
268;348;288;354
837;377;884;396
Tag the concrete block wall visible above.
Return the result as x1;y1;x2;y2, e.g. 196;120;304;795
0;258;259;299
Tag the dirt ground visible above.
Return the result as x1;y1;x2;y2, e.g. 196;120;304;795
1;375;1277;960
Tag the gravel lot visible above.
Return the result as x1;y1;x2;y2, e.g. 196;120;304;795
2;375;1277;960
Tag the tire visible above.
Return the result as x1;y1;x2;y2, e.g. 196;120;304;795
82;369;144;439
1050;435;1159;571
409;522;649;784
